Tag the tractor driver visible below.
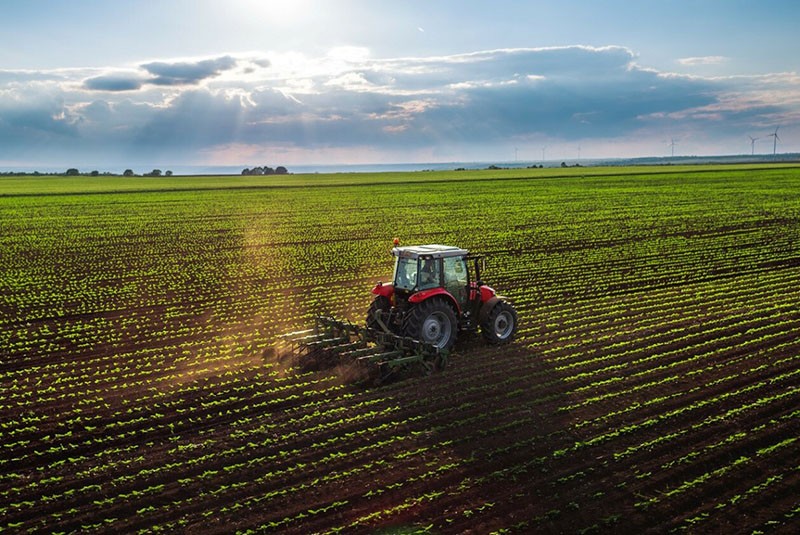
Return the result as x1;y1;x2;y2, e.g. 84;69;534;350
419;258;438;289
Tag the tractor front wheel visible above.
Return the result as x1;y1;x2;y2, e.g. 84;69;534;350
404;298;457;350
481;301;518;344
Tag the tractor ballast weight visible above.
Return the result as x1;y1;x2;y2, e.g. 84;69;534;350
278;242;517;383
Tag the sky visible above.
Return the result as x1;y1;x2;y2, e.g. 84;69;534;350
1;0;799;172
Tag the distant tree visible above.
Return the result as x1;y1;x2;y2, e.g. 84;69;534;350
65;168;80;176
242;165;287;175
165;170;173;176
90;170;99;176
123;169;134;177
148;169;162;177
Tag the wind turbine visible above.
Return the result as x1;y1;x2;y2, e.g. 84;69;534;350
766;127;780;155
748;135;759;155
669;138;678;157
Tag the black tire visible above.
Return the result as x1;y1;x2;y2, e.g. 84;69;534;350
403;298;458;350
481;301;517;344
366;295;391;330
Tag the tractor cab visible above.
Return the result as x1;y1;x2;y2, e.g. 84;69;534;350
390;244;483;309
392;244;471;296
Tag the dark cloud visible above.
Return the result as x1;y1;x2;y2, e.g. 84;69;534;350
0;91;73;132
133;89;248;149
0;90;79;156
84;74;144;91
141;56;237;86
430;68;720;141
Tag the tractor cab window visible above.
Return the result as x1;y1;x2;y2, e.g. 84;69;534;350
443;256;469;306
418;257;441;290
393;256;418;291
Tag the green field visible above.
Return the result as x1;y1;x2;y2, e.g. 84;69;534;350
3;162;799;195
2;164;800;533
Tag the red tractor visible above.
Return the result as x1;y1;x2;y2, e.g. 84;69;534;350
367;242;518;350
279;242;517;381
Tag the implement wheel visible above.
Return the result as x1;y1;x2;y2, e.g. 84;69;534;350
404;298;457;351
481;301;518;344
366;295;391;331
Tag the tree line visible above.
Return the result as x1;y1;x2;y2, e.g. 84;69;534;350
241;166;288;175
2;166;292;177
0;169;173;177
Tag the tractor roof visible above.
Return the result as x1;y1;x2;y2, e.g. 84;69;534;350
392;244;469;259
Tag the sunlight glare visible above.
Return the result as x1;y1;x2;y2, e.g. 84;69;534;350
236;0;312;24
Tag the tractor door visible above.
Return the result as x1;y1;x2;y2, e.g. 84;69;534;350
443;256;469;310
465;255;485;309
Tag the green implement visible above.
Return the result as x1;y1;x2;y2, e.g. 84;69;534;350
277;316;448;384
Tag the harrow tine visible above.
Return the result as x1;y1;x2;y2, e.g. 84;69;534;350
304;336;351;349
355;350;404;364
339;346;385;360
287;332;328;344
279;328;315;339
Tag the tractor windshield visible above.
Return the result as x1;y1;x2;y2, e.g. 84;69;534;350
393;256;418;291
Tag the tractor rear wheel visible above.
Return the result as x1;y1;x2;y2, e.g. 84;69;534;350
481;301;518;344
404;298;457;350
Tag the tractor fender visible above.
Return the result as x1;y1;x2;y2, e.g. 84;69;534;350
478;296;502;325
479;285;497;302
372;282;394;299
409;287;461;314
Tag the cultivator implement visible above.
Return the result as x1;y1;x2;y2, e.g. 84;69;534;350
277;316;448;384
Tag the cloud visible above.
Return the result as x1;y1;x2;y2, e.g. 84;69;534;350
141;56;238;86
1;46;798;167
0;69;68;84
677;56;729;66
0;87;77;134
